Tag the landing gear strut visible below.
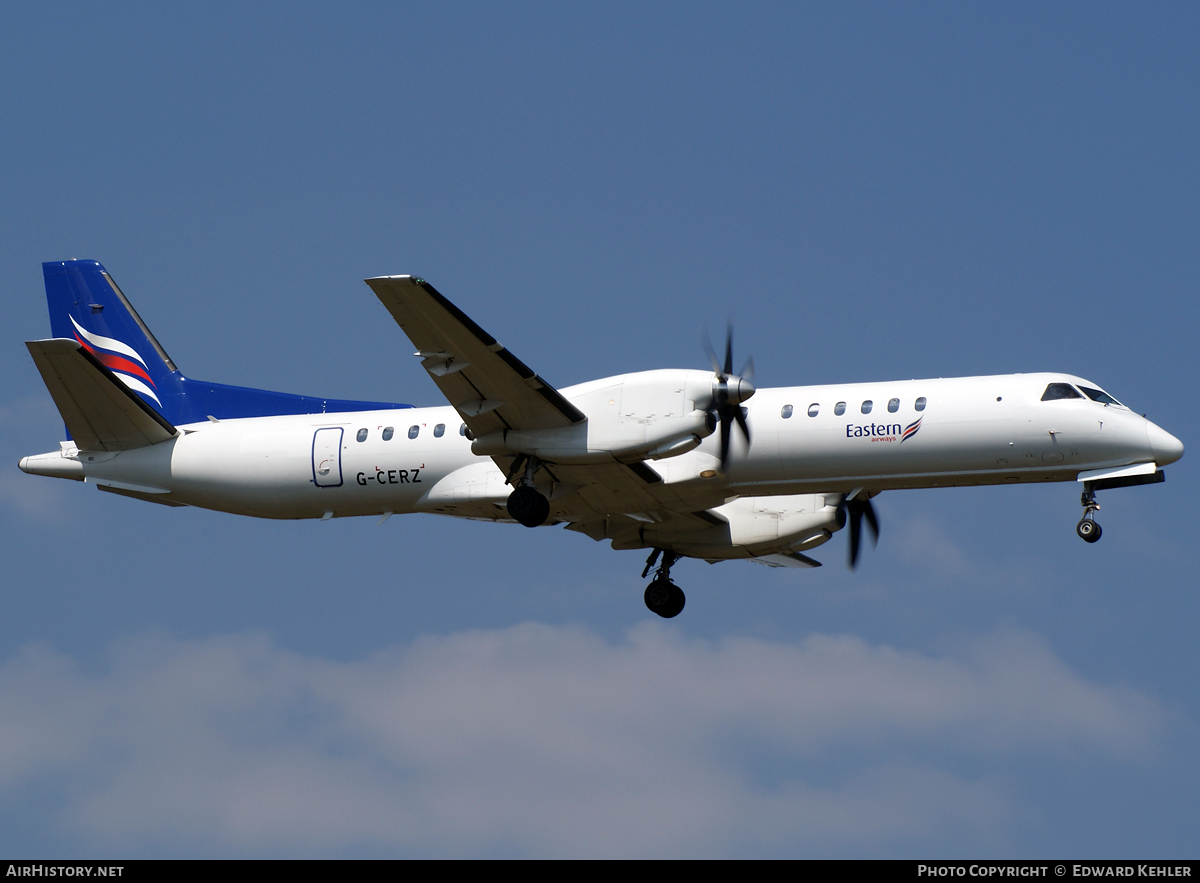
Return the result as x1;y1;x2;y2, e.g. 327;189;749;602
642;549;685;618
1076;486;1102;543
506;455;550;528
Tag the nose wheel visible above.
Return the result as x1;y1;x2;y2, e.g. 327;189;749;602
1077;488;1102;543
641;549;686;617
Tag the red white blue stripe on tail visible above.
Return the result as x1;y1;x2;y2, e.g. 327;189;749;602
69;315;162;407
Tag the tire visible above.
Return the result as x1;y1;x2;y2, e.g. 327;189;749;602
507;486;549;527
1076;519;1101;542
645;580;685;618
663;583;686;618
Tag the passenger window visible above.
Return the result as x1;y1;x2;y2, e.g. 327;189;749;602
356;428;368;443
807;403;819;417
1041;383;1084;401
408;425;420;439
434;423;446;437
459;423;467;436
861;400;873;414
915;397;927;411
1078;385;1123;406
382;426;394;441
781;404;793;419
834;401;846;416
888;398;899;413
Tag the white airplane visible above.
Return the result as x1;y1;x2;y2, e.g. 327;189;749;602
20;261;1184;617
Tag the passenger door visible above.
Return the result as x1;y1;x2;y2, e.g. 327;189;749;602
312;427;343;487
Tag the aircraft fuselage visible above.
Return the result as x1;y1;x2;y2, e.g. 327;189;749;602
21;370;1182;529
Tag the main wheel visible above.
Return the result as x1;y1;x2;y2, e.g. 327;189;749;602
1076;519;1102;543
645;579;686;618
507;485;550;527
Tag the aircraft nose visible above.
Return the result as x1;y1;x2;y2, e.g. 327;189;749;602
1146;421;1184;466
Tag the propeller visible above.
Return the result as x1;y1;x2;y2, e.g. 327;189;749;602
839;492;880;570
703;325;756;471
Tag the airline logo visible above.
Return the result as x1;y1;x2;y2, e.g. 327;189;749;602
844;415;923;443
901;416;922;443
69;315;162;407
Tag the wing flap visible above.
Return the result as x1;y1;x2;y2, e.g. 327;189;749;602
550;459;732;541
750;552;823;568
26;339;177;451
365;276;584;436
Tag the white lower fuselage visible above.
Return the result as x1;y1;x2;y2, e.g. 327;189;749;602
22;371;1182;556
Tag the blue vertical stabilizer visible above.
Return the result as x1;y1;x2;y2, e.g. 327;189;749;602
42;260;411;425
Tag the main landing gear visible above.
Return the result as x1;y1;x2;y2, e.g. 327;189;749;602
641;549;685;618
1076;487;1102;543
506;454;550;528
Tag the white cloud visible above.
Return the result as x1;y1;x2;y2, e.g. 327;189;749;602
0;624;1163;857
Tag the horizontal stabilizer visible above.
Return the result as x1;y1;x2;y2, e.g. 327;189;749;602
26;339;178;451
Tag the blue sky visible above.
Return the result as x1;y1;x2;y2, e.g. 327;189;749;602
1;3;1197;857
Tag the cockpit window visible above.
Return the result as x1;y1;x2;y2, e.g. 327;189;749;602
1078;385;1123;406
1041;383;1084;401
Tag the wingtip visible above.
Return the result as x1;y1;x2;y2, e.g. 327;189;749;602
363;274;418;285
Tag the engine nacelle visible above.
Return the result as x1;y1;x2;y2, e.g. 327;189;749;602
471;369;717;464
710;495;842;551
615;494;844;559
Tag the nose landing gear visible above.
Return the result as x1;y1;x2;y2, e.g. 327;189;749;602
641;549;685;618
1076;487;1102;543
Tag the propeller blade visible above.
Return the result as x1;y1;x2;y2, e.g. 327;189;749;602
740;354;755;387
862;499;880;545
703;328;723;377
847;503;862;569
719;409;734;470
842;496;881;569
702;322;755;473
734;405;751;445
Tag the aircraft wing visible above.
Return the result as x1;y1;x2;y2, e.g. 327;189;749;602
547;459;730;538
367;276;731;536
364;275;584;437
